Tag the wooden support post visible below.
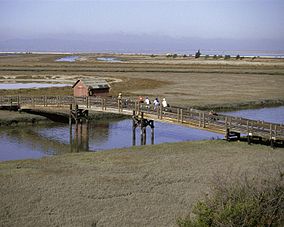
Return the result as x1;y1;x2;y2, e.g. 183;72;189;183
142;126;146;145
237;132;240;141
132;112;136;146
177;108;180;122
140;112;144;145
137;101;140;115
180;109;183;123
225;128;230;141
160;106;163;120
202;112;205;128
86;96;89;108
85;121;89;151
247;134;251;145
199;112;202;127
151;124;154;145
270;139;275;148
101;98;104;110
17;96;20;106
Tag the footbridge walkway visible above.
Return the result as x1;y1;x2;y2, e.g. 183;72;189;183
1;95;283;146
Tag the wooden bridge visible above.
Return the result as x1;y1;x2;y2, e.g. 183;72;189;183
1;95;284;147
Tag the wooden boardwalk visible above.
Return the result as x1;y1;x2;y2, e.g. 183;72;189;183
1;95;284;145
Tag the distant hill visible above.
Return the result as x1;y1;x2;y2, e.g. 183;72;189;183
0;34;283;53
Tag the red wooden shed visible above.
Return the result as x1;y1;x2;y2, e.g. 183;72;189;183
72;79;110;97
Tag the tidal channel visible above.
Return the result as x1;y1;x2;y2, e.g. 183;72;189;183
1;106;283;161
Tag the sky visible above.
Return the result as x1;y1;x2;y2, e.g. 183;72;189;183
0;0;284;52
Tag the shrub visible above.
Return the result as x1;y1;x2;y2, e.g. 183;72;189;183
177;166;284;227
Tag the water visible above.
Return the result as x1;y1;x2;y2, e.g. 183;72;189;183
0;119;221;161
96;57;123;63
1;106;283;162
0;83;70;89
55;56;80;62
221;106;284;124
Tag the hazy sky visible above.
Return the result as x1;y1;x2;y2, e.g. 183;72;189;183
0;0;283;51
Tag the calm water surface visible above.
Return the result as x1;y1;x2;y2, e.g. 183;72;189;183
55;56;80;62
1;106;283;161
221;106;284;124
96;57;123;63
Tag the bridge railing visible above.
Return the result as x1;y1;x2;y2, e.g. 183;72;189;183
0;95;283;139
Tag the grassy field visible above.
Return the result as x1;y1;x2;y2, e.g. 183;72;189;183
0;53;284;109
0;53;284;226
1;140;283;227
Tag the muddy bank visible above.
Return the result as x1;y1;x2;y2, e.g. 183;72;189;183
0;107;130;126
0;110;49;126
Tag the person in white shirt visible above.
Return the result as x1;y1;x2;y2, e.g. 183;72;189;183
153;98;160;110
144;96;150;110
162;98;167;108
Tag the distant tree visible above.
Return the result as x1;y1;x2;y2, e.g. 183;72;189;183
150;54;156;58
218;55;223;59
205;55;210;59
213;55;217;59
183;54;187;58
195;50;201;58
173;54;178;58
224;55;231;60
236;54;240;60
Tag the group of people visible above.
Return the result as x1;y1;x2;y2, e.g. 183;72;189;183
118;93;169;110
143;96;168;110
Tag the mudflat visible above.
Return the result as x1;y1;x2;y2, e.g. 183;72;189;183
1;140;283;226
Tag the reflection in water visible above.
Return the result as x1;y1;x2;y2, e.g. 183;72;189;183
0;119;222;161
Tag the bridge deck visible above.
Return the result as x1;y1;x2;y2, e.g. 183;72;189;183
1;95;284;142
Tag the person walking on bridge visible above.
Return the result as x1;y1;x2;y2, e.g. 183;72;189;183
153;97;160;110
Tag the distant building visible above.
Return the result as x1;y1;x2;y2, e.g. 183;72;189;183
72;79;110;97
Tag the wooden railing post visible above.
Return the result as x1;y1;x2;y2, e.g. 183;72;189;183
180;109;183;123
177;108;180;122
86;96;89;108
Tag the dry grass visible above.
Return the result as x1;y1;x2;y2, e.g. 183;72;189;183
1;140;283;226
0;53;284;109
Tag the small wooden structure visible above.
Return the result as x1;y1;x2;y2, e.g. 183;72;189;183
72;79;110;97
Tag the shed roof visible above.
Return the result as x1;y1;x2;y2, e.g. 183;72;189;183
72;79;110;89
